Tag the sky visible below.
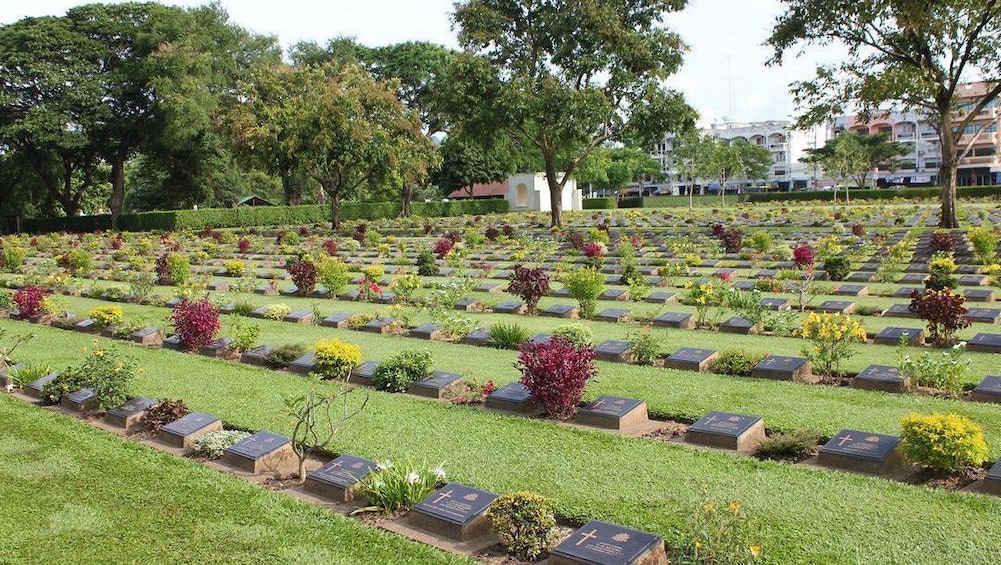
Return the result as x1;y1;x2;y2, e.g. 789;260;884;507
0;0;843;127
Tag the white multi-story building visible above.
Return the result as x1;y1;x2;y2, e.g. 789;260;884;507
650;120;833;193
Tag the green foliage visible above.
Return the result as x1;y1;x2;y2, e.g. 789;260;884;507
755;431;821;460
315;256;351;295
626;326;661;365
967;227;997;265
191;430;252;460
560;267;605;319
263;303;291;321
681;485;763;565
142;399;190;433
748;232;773;254
487;492;559;561
823;256;851;281
313;338;362;380
416;248;440;277
88;305;124;329
232;322;261;353
583;197;617;209
265;343;308;368
551;323;594;348
712;349;767;377
900;413;989;472
897;341;970;395
355;459;447;513
1;245;25;272
487;322;531;350
42;344;139;409
6;363;51;389
372;349;432;392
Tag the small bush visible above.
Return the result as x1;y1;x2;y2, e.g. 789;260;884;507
900;413;989;472
314;338;362;380
6;363;51;389
356;459;447;512
316;256;351;295
487;322;531;350
170;297;221;352
967;226;997;265
57;248;92;275
1;245;26;272
897;342;970;395
748;231;773;254
551;323;594;348
13;286;47;318
626;326;661;365
88;305;124;329
823;256;851;282
507;264;550;314
792;244;815;269
713;349;767;377
192;430;252;460
373;349;433;392
560;267;605;319
756;431;821;460
926;256;958;291
142;399;190;432
517;336;597;420
929;231;958;254
224;259;246;277
799;312;867;377
263;303;292;321
416;248;440;277
232;322;261;353
40;344;139;410
908;289;969;347
286;256;318;295
720;228;744;254
156;252;191;285
487;492;559;561
266;343;308;368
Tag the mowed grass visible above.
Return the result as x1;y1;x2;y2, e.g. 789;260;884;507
5;321;1001;564
0;395;471;565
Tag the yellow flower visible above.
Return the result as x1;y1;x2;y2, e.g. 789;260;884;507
750;545;762;557
729;501;741;512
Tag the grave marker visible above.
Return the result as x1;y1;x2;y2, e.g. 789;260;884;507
240;344;273;367
751;355;813;382
981;459;1001;496
362;317;397;334
222;431;294;474
817;429;903;474
492;301;527;315
968;332;1001;353
320;313;352;328
409;371;463;399
685;411;765;452
461;328;490;346
664;348;717;372
61;387;96;412
575;396;648;430
284;309;315;325
816;301;856;314
304;454;377;502
594;340;634;363
550;520;667;565
131;326;162;346
289;352;317;375
970;376;1001;403
834;284;869;297
542;304;578;319
199;337;234;358
23;373;58;399
873;327;924;346
652;312;694;329
719;316;755;335
349;360;379;386
644;291;677;304
852;365;908;393
158;412;223;448
966;308;1001;324
484;382;541;415
964;289;996;303
410;323;444;341
104;397;157;431
411;483;499;541
595;308;632;323
882;304;918;319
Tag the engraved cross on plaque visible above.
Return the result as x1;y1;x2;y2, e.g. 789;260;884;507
575;529;599;546
702;415;719;426
432;490;453;504
837;434;854;446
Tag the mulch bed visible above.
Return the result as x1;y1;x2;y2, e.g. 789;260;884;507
643;421;689;442
263;474;302;491
905;466;988;491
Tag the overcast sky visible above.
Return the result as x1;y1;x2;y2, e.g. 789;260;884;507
0;0;842;127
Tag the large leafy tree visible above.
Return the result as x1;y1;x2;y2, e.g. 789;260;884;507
731;139;773;185
694;137;744;206
576;145;664;193
450;0;696;227
767;0;1001;228
803;132;908;202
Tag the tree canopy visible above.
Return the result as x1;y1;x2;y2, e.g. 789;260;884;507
767;0;1001;227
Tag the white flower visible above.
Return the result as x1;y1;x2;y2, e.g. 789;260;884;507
430;466;446;480
954;341;967;350
376;460;393;470
406;471;420;484
4;383;14;393
372;479;384;490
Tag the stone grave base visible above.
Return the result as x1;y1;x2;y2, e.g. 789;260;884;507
409;511;491;543
157;420;223;449
574;402;648;431
684;420;765;453
222;444;297;475
816;450;904;475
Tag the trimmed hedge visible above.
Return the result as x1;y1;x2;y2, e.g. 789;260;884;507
582;197;617;210
637;185;1001;208
19;199;509;234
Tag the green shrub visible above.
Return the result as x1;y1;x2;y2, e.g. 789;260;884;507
58;249;92;275
356;459;447;512
192;430;252;460
487;322;532;350
748;231;773;254
560;267;605;319
487;492;559;561
41;345;138;409
263;303;291;321
897;342;969;395
899;413;989;472
6;363;51;389
712;349;767;377
755;431;821;460
266;343;308;368
313;338;362;380
551;323;594;348
224;259;246;277
416;248;440;277
967;226;997;265
583;197;616;209
823;256;851;281
373;350;433;392
232;322;261;353
626;326;661;365
1;245;26;272
88;305;124;329
315;256;351;295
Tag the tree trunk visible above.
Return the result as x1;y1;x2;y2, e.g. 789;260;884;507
400;183;413;218
330;189;341;231
109;156;126;229
938;115;959;228
544;156;563;228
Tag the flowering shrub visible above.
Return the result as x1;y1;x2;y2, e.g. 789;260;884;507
561;267;605;318
170;297;221;352
925;256;958;291
57;248;92;275
13;286;48;318
192;430;252;460
434;238;454;258
286;256;318;296
442;379;496;405
487;492;559;561
551;323;594;348
897;341;970;394
224;259;246;277
799;313;867;377
683;280;726;329
41;344;140;409
507;264;551;314
356;459;447;512
684;485;762;565
314;338;362;380
88;305;124;329
156;252;191;285
899;413;989;472
929;231;958;254
967;226;997;265
908;289;969;346
851;224;865;237
792;244;815;269
517;336;597;421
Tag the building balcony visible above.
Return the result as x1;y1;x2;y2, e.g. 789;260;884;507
894;132;915;140
959;156;999;166
768;143;786;150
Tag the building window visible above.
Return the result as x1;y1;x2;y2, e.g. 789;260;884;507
515;184;529;207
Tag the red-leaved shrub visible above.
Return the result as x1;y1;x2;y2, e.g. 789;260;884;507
237;238;251;253
908;289;970;346
485;226;500;242
13;286;47;318
321;239;338;256
720;228;744;253
793;244;815;269
517;337;597;421
170;297;221;352
583;242;605;258
507;264;551;314
434;238;454;259
930;231;958;254
286;256;318;296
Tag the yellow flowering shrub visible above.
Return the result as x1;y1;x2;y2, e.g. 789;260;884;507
314;338;362;380
800;313;867;377
224;259;246;277
900;413;989;472
88;305;124;328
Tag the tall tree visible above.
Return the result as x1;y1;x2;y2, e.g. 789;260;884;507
803;132;909;202
731;138;773;185
695;137;744;207
450;0;696;227
576;145;664;193
767;0;1001;228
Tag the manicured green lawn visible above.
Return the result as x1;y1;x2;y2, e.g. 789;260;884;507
4;320;1001;563
0;395;471;565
